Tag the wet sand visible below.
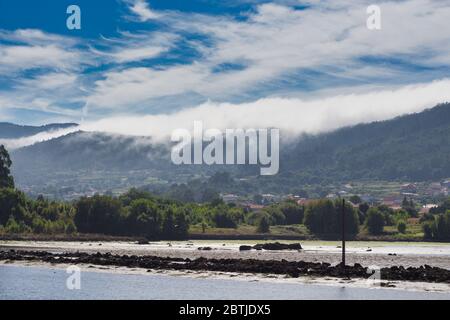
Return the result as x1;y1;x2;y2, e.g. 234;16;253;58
1;240;450;294
1;240;449;269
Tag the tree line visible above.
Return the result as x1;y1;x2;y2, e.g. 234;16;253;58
1;144;450;240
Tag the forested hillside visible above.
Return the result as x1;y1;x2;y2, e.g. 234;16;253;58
9;103;450;196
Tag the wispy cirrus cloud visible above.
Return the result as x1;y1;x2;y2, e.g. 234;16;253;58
79;79;450;141
0;0;450;128
0;29;88;75
82;0;450;113
90;31;177;64
125;0;161;21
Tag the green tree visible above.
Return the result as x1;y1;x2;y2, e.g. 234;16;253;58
212;206;237;228
5;216;31;233
160;207;188;239
304;199;359;237
422;221;434;239
74;195;123;234
0;188;29;226
397;221;407;234
365;208;385;235
349;195;362;205
263;206;286;225
127;199;162;239
257;216;270;233
278;201;304;224
173;209;189;239
0;145;14;189
435;214;448;240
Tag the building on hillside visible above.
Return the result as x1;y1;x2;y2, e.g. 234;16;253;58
360;194;377;204
240;202;265;213
261;193;280;203
426;183;446;196
348;201;360;208
297;198;316;206
442;180;450;188
221;193;240;203
401;183;417;194
382;195;402;209
419;204;438;215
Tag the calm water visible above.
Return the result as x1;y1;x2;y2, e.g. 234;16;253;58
1;265;449;300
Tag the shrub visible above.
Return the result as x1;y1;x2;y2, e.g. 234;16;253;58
365;208;385;235
65;221;77;234
5;216;31;234
277;201;304;224
257;216;270;233
422;221;434;239
397;221;407;234
74;195;123;234
127;199;162;238
263;206;286;225
0;188;29;225
212;207;238;228
304;199;359;237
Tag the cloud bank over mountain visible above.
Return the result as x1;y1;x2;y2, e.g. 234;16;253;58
0;0;450;125
2;76;449;150
77;79;450;141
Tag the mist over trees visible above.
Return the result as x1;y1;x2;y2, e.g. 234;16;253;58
8;103;450;199
2;140;450;240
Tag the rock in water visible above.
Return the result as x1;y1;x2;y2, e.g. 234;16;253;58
252;242;302;251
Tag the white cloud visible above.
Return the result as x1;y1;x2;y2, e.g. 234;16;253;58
127;0;160;21
78;79;450;141
113;45;167;63
19;73;77;90
0;45;80;74
83;0;450;112
91;31;176;63
0;126;80;150
0;29;88;75
2;0;450;125
0;28;77;46
4;79;450;149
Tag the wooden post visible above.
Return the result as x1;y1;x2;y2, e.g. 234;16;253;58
342;198;346;267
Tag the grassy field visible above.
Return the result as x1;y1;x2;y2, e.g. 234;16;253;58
0;223;428;242
189;223;426;241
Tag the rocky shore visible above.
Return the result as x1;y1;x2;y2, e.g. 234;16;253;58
1;249;449;284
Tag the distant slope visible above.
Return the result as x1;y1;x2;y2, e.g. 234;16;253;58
0;122;78;139
282;102;450;182
11;131;171;172
9;103;450;196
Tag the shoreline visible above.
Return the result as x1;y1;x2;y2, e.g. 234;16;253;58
2;260;450;294
2;240;450;269
1;248;450;285
0;233;442;242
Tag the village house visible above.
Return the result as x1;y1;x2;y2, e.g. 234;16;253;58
401;183;417;194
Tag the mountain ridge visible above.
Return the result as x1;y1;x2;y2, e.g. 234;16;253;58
0;122;79;139
7;103;450;196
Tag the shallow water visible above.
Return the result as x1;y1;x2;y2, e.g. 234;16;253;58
1;265;449;300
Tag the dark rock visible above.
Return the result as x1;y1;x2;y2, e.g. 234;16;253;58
2;249;449;284
198;247;212;251
252;242;302;251
239;245;252;251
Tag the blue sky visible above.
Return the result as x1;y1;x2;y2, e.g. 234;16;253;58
0;0;450;132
